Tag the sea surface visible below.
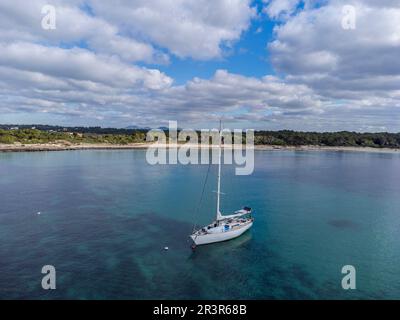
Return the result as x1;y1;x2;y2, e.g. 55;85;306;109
1;149;400;299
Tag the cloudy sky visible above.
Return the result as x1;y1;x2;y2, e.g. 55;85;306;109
0;0;399;131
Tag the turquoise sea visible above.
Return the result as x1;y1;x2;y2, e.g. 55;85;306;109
1;150;400;299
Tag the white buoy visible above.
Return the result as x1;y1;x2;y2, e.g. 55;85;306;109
37;212;41;215
164;246;169;251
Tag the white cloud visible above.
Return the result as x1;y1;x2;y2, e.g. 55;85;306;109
0;64;327;128
0;0;399;131
87;0;256;59
0;0;256;61
0;0;167;64
263;0;302;20
0;42;172;90
265;0;400;129
270;1;400;81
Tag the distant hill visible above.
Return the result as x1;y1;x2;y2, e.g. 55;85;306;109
125;125;151;130
126;126;177;131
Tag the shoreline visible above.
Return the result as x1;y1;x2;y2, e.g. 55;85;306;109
1;142;400;154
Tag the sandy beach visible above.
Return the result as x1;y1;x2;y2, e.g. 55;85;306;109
0;142;150;152
1;141;400;154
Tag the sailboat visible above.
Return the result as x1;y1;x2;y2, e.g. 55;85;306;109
190;123;254;247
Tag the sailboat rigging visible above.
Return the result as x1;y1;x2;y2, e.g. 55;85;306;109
190;122;254;247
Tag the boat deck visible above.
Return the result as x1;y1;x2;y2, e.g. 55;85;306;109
194;216;253;236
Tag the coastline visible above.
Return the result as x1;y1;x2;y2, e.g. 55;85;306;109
1;142;400;154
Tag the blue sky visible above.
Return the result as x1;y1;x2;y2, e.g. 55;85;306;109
0;0;399;131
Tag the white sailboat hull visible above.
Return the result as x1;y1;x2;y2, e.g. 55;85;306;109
191;221;253;246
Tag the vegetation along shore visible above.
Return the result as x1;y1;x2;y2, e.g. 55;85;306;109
1;125;400;153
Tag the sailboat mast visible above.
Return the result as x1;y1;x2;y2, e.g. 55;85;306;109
216;120;222;221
